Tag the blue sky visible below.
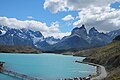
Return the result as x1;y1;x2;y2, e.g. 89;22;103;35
111;2;120;9
0;0;78;32
0;0;120;38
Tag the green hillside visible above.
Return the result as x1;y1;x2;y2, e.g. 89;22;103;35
73;37;120;80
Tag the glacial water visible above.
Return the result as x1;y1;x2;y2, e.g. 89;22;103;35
0;53;96;80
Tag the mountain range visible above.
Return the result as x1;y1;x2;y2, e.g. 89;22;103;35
0;25;120;52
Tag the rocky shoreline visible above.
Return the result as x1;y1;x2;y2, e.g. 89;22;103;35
75;60;107;80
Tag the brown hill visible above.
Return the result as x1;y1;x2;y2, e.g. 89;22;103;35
0;45;41;53
73;36;120;80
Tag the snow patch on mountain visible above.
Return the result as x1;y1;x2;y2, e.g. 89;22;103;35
0;30;6;36
30;33;44;44
46;40;58;45
45;37;60;45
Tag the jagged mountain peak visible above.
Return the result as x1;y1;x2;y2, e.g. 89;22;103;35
72;24;86;31
0;25;120;52
80;24;85;29
90;27;97;31
71;24;87;39
29;30;43;38
89;27;99;36
89;27;98;32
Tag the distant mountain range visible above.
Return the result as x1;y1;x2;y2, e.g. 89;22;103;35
0;25;120;52
0;25;60;51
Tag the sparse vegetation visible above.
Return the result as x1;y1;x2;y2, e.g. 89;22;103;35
73;36;120;80
0;45;41;53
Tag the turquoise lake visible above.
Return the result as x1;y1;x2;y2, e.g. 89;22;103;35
0;53;96;80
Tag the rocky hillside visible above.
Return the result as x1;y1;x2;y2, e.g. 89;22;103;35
49;25;112;52
1;25;120;52
73;35;120;80
0;25;60;51
0;45;41;53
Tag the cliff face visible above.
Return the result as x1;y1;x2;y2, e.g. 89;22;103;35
73;36;120;80
0;45;41;53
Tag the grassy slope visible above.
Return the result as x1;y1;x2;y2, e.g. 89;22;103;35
73;41;120;80
0;45;41;53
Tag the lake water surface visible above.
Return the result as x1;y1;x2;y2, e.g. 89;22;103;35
0;53;96;80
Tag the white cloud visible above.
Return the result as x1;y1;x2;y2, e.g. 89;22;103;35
0;17;49;32
27;16;34;19
0;17;70;38
49;22;60;32
44;0;67;13
62;15;74;21
73;6;120;32
44;0;120;32
66;0;119;10
46;21;71;39
44;0;120;13
42;32;71;39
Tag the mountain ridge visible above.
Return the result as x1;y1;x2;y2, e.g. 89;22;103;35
0;25;120;52
47;24;113;52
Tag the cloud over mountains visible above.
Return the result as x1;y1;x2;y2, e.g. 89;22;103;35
0;17;70;38
44;0;120;32
0;0;120;39
73;6;120;32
